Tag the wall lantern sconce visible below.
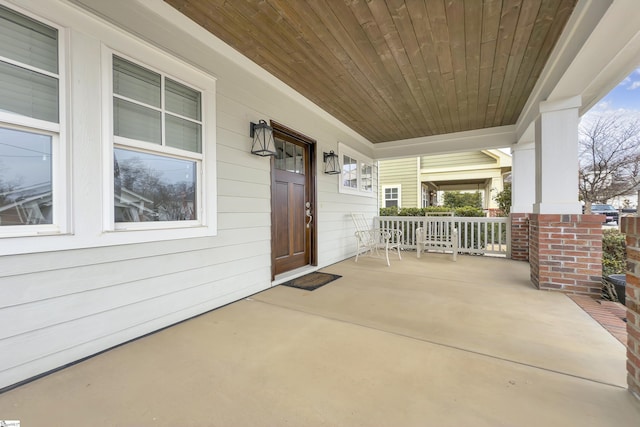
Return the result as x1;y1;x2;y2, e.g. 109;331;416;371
323;151;340;174
250;119;276;156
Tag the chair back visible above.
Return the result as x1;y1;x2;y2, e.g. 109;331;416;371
351;212;373;232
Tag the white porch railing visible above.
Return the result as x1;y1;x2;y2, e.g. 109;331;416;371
374;216;510;257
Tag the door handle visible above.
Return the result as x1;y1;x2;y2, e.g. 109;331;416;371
305;202;312;228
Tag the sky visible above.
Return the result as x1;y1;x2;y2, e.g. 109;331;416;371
581;67;640;122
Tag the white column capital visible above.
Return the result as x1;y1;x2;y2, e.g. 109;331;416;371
539;95;582;114
511;140;535;154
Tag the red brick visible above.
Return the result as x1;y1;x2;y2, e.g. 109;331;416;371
628;311;638;327
628;349;640;370
565;263;590;270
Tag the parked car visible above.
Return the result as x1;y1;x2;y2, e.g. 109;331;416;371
590;204;619;224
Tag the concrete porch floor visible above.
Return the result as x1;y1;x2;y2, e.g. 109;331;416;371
1;254;639;426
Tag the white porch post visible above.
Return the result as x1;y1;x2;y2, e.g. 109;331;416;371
533;96;582;214
509;137;535;261
528;95;603;296
510;140;535;214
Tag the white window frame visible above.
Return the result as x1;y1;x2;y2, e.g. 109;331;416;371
101;45;217;235
337;142;374;198
0;4;68;238
383;185;401;208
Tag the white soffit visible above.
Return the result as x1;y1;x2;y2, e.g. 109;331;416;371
373;125;516;161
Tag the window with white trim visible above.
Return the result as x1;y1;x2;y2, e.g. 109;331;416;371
384;186;400;207
338;142;374;197
110;54;203;227
0;4;64;234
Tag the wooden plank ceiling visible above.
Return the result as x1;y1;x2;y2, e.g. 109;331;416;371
165;0;577;143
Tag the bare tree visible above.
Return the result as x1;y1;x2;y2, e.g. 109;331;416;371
579;114;640;211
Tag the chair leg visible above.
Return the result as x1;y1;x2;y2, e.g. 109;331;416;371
384;243;390;266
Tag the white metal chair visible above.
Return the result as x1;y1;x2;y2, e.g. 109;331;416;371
351;213;402;266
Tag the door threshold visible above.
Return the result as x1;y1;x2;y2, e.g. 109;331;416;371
272;265;318;286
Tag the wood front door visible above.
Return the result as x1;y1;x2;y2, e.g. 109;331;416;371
271;123;316;277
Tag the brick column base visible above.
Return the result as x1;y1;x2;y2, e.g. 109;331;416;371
529;214;603;295
510;213;530;261
621;217;640;398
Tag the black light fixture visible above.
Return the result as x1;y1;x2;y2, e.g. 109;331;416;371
323;151;340;174
250;119;276;156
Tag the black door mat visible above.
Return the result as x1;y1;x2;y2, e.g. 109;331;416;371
280;272;342;291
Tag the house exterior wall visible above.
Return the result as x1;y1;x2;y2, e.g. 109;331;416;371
377;158;419;208
0;0;376;390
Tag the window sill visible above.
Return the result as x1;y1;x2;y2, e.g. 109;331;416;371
0;224;216;256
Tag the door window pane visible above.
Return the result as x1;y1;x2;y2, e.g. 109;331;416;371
114;148;196;222
274;137;285;171
284;141;296;172
273;138;304;174
0;127;52;225
295;144;304;174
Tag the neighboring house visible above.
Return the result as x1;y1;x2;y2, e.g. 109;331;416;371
379;150;512;210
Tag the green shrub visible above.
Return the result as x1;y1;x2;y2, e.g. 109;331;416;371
493;184;511;216
379;206;485;217
602;229;626;277
453;206;485;217
397;207;423;216
379;206;398;216
443;191;482;209
423;206;453;215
